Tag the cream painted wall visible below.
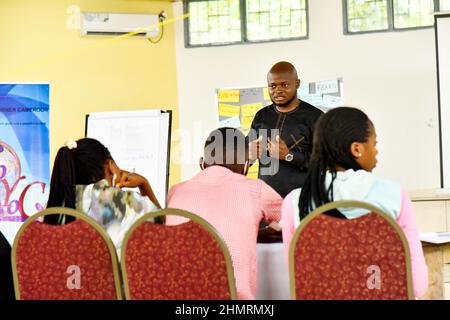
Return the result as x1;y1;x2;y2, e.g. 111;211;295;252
173;0;440;191
0;0;180;187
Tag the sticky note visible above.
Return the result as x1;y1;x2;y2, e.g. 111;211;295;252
219;116;241;129
263;87;270;101
241;117;254;130
218;90;240;103
315;80;339;95
219;104;240;118
246;171;259;180
250;160;259;171
247;160;259;179
242;103;263;117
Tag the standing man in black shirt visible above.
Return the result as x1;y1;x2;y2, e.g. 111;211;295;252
248;61;323;199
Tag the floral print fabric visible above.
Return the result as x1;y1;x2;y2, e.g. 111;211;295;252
75;179;158;257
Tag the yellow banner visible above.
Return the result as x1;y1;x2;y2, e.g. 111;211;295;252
218;90;240;103
218;104;240;118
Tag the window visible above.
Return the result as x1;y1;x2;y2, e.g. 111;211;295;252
185;0;308;47
187;0;242;46
346;0;389;33
393;0;435;29
344;0;449;34
246;0;308;41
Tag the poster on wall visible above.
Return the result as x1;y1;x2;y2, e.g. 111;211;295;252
0;83;50;244
216;79;344;180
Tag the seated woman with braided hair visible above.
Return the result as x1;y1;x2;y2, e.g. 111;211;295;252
281;107;429;299
45;138;161;255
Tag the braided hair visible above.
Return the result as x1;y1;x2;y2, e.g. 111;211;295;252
298;107;373;220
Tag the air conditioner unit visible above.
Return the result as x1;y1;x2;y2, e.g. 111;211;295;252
81;12;159;38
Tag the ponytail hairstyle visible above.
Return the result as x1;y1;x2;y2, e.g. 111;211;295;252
45;138;112;224
298;107;373;220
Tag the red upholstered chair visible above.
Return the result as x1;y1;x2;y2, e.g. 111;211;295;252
289;201;414;300
12;207;122;300
121;208;237;300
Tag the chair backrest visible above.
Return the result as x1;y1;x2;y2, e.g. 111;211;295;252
289;201;414;300
121;208;237;300
12;207;122;300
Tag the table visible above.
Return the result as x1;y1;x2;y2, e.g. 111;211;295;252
409;190;450;300
256;243;290;300
421;242;450;300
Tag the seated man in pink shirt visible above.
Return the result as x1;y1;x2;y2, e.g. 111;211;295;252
166;127;283;300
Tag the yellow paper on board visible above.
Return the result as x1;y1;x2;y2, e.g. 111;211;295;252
263;87;270;101
219;104;240;118
247;171;259;180
242;103;263;117
241;117;254;130
247;161;259;180
250;161;259;172
218;90;240;103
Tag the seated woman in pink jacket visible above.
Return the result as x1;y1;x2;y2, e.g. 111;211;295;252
281;107;429;298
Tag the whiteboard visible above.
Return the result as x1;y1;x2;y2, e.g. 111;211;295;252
86;110;171;207
436;14;450;188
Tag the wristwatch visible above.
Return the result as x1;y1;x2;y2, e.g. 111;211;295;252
285;152;294;162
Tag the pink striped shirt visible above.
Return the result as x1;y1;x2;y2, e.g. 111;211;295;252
166;166;282;300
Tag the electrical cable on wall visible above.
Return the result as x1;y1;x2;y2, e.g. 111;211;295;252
148;11;166;44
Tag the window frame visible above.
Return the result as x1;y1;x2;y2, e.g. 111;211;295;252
184;0;310;48
343;0;443;35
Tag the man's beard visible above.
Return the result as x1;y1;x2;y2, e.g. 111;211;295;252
272;95;298;108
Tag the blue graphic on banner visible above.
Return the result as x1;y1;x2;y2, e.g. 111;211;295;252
0;84;49;224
